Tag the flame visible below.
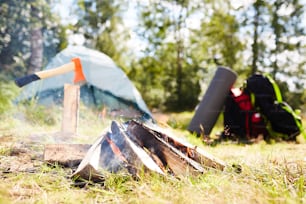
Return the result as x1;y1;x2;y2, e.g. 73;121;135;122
105;134;128;163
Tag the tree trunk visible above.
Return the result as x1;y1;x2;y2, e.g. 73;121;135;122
175;9;184;109
251;0;260;75
28;28;43;74
271;0;281;78
28;2;43;74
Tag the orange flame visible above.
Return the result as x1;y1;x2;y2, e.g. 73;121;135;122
105;135;128;163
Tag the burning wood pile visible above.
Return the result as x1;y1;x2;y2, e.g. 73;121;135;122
68;120;226;181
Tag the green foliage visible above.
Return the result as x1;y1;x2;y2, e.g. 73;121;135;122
75;0;130;68
269;0;305;77
19;100;58;126
191;9;245;72
132;1;204;111
0;0;66;78
0;79;19;115
241;0;306;92
277;80;304;110
0;146;12;156
166;111;193;130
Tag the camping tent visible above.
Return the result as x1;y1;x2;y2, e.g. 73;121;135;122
16;46;152;119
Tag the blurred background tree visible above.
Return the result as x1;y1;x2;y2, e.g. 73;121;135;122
238;0;306;108
130;0;204;111
74;0;130;69
0;0;67;80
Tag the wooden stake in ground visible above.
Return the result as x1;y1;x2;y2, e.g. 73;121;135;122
61;83;80;136
44;84;83;167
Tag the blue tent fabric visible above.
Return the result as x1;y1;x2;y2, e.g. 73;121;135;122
17;46;152;118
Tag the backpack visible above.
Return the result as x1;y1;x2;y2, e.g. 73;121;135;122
223;88;268;141
245;74;304;141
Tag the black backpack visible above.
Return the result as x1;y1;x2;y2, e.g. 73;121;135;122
223;88;267;141
245;74;303;140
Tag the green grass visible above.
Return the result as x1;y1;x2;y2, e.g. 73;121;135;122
0;144;305;203
0;106;305;203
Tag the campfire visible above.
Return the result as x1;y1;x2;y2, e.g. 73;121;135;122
45;120;225;182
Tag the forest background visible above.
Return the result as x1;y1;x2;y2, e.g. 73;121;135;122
1;0;306;114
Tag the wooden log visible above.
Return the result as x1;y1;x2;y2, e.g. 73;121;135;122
128;120;226;171
72;133;108;182
72;122;164;181
110;121;165;175
61;83;80;136
72;120;226;181
44;144;91;167
126;121;205;176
